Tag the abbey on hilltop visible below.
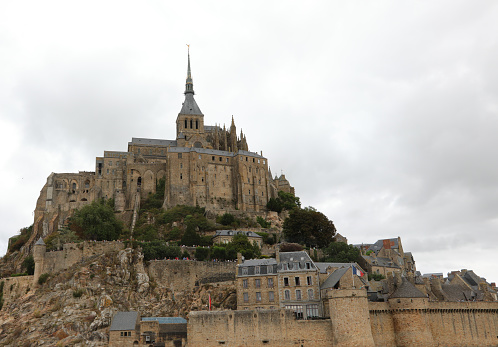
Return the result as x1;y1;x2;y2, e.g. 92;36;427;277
31;49;294;240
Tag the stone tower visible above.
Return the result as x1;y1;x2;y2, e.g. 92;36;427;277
33;237;46;285
176;46;205;147
327;288;375;347
388;278;435;346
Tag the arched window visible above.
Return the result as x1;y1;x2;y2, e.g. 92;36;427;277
72;183;77;190
84;180;90;189
190;119;193;128
137;177;142;186
284;290;290;300
184;119;188;128
196;120;199;129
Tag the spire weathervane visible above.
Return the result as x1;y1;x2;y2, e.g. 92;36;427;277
185;44;194;95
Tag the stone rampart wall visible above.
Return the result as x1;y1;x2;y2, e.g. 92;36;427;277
368;301;498;347
188;309;333;347
147;260;236;292
42;241;125;274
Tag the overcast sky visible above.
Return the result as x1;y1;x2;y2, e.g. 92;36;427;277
1;1;497;282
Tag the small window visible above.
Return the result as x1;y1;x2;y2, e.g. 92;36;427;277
180;163;183;169
256;292;261;302
269;291;275;302
306;262;311;269
138;148;141;154
219;157;222;161
212;156;215;161
226;158;229;162
255;279;261;288
109;161;112;166
242;267;248;275
199;155;201;159
258;159;260;163
255;266;260;274
243;292;249;302
246;157;248;161
249;167;251;172
243;279;248;288
267;278;274;288
107;169;109;174
308;289;314;300
185;119;188;128
180;174;183;180
284;277;289;286
263;160;266;164
267;266;273;274
253;158;255;162
296;290;302;300
307;276;312;286
295;277;300;286
178;153;182;159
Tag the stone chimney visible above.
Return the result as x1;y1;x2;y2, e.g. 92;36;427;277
237;252;243;265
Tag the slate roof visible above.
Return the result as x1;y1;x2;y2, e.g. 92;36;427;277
361;255;400;268
320;267;349;290
142;317;187;324
390;279;426;299
179;93;203;115
440;284;471;302
278;251;316;272
110;311;138;331
35;237;45;246
238;258;277;276
213;230;262;238
129;138;177;147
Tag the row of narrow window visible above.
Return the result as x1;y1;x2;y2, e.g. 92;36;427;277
243;291;275;302
184;119;199;129
283;276;313;286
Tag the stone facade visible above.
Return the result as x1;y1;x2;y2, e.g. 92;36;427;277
188;290;498;346
29;50;294;245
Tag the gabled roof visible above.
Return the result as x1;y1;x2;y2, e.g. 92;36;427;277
110;311;138;331
390;279;426;299
361;255;400;268
35;237;45;246
320;267;349;290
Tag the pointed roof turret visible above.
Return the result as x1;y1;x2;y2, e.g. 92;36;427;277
179;45;203;115
35;237;45;246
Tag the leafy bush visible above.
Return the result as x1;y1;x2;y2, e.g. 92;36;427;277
256;232;276;245
11;273;28;277
218;213;236;226
194;247;210;261
368;273;386;281
45;228;82;251
70;199;123;241
139;241;182;261
279;243;304;252
72;289;85;298
8;225;33;253
38;273;50;285
256;216;271;228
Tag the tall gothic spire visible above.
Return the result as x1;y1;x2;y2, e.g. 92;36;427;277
185;44;194;95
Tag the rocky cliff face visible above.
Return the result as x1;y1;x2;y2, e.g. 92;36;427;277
0;248;236;346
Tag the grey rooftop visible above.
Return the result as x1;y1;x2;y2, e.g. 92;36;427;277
110;311;138;331
213;230;262;238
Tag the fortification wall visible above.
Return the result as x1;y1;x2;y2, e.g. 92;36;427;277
188;309;333;347
426;301;498;346
41;241;125;274
147;260;236;292
368;302;396;347
1;276;34;307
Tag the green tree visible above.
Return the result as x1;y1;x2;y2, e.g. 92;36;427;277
211;246;227;261
282;207;336;248
195;247;210;261
225;233;261;260
267;191;300;213
22;255;35;275
70;199;123;241
219;213;236;226
322;242;360;263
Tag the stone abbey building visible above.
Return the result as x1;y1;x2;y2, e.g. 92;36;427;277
31;50;293;241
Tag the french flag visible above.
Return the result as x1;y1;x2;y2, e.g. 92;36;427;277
353;266;364;277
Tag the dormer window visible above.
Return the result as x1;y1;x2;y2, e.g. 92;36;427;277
255;266;260;274
242;267;248;275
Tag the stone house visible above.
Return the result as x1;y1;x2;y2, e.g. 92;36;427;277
109;311;140;346
212;230;263;248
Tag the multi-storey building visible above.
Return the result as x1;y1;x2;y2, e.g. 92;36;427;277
237;251;322;319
